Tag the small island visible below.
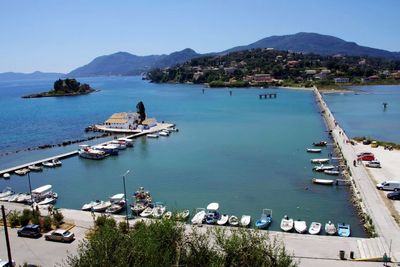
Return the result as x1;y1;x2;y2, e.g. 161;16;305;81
22;78;96;98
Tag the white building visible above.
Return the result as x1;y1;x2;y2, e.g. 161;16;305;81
103;112;140;130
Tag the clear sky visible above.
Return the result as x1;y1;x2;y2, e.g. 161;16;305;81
1;0;399;73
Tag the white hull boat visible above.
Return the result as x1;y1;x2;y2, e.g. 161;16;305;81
309;222;322;235
0;188;14;199
3;173;10;179
312;178;335;185
110;140;127;150
38;196;57;205
163;211;172;220
42;161;55;167
79;145;108;160
294;220;307;234
147;134;159;138
280;215;294;232
168;127;179;132
152;203;166;219
52;159;62;166
15;168;30;176
217;214;229;225
16;193;32;203
240;215;251;227
8;193;22;202
191;208;206;224
325;221;337;235
311;158;329;164
92;201;111;212
228;215;239;226
176;210;190;221
82;200;101;211
118;138;134;147
307;148;322;153
106;200;126;214
140;207;154;217
313;165;335;172
29;165;43;172
159;131;169;137
324;170;340;175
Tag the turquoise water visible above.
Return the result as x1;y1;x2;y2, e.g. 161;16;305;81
0;77;364;236
323;85;400;143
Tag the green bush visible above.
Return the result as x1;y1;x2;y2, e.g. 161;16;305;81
43;216;52;231
19;209;32;226
8;211;20;228
52;210;64;227
95;215;116;228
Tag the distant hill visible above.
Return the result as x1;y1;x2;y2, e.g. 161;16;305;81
224;32;400;59
68;48;200;77
0;71;64;81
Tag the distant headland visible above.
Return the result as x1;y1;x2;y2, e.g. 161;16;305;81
22;78;96;98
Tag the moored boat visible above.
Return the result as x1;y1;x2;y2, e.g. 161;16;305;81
325;221;337;235
110;140;127;150
324;170;340;175
307;148;322;153
140;206;154;217
205;202;220;225
79;145;108;160
280;215;294;232
0;187;14;199
240;215;251;227
152;202;166;219
38;196;57;205
92;201;112;212
16;193;32;203
337;223;351;237
217;214;229;225
15;168;30;176
168;127;179;132
81;200;101;211
93;144;119;155
308;222;322;235
42;161;55;167
105;199;126;214
191;208;206;225
255;209;272;229
228;215;239;226
159;131;169;137
313;165;335;172
313;141;327;147
294;220;307;234
3;173;10;179
29;165;43;172
312;178;335;185
163;211;172;220
175;210;190;221
147;134;159;138
118;138;134;147
311;158;330;164
52;159;62;166
8;193;22;202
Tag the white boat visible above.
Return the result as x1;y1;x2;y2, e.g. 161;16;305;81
324;170;340;175
176;210;190;221
147;134;159;138
29;165;43;172
8;193;22;202
152;202;166;218
110;140;127;150
0;187;14;198
240;215;251;227
16;193;32;203
307;148;322;153
81;200;101;211
228;215;239;226
205;202;220;224
79;145;108;160
118;138;134;147
325;221;337;235
163;211;172;220
140;206;154;217
92;201;112;212
159;131;169;137
38;196;57;205
168;127;179;132
52;159;62;166
313;165;335;172
311;158;329;164
280;215;294;232
294;220;307;234
191;208;206;225
32;184;52;195
308;222;322;235
3;173;10;179
0;194;15;201
93;143;119;155
110;193;125;203
217;214;229;225
312;178;335;185
15;168;30;176
106;199;126;214
42;161;55;167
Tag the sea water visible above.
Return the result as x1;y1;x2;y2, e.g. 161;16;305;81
0;77;364;236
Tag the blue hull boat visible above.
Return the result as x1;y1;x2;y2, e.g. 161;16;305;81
337;223;350;237
255;208;272;229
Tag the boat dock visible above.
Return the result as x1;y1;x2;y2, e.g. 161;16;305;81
259;93;277;99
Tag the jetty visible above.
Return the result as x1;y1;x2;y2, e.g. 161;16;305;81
313;86;400;262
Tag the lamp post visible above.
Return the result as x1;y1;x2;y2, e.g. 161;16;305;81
122;170;130;228
27;172;34;214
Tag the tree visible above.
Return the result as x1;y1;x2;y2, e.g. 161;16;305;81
136;101;146;122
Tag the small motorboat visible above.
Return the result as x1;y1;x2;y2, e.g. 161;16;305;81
240;215;251;227
81;200;101;211
8;193;22;202
205;202;220;225
147;134;159;138
337;223;351;237
52;159;62;166
324;170;340;176
312;178;335;185
42;161;55;167
106;199;126;214
175;210;190;221
228;215;239;226
29;165;43;172
217;214;229;225
0;194;15;202
16;193;32;203
38;196;57;205
313;165;335;172
140;206;154;217
0;187;14;199
294;220;307;234
191;208;206;225
168;127;179;132
79;145;108;160
92;201;112;212
311;158;329;164
118;138;134;147
131;201;149;215
308;222;322;235
325;221;337;235
152;202;166;219
110;140;127;150
255;209;272;229
280;215;294;232
313;141;327;147
15;168;30;176
159;131;169;137
307;148;322;153
3;173;10;179
163;211;172;220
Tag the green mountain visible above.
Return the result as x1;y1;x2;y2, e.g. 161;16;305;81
0;71;64;81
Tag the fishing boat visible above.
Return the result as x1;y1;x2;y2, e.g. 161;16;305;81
106;199;126;214
15;168;30;176
0;187;14;199
308;222;322;235
3;173;10;179
324;170;340;175
228;215;239;226
191;208;206;225
140;206;154;217
240;215;251;227
52;159;62;166
42;161;55;167
255;209;272;229
217;214;229;225
294;220;307;234
311;158;330;164
175;210;190;221
118;138;134;147
152;202;166;219
313;141;327;147
79;145;108;160
280;215;294;232
38;196;57;205
325;221;337;235
28;165;43;172
307;148;322;153
312;178;335;185
163;211;172;220
92;201;112;212
93;144;119;155
337;223;351;237
159;131;169;137
205;202;220;225
81;200;101;211
147;134;159;138
313;165;335;172
32;184;55;202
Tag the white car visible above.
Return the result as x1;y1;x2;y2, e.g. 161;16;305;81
0;259;15;267
366;160;381;168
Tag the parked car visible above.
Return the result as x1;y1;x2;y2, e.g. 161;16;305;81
358;154;375;161
0;259;15;267
376;181;400;191
44;229;75;242
387;192;400;200
366;160;381;168
17;224;41;238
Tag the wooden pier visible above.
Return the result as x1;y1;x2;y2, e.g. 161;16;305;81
259;93;277;99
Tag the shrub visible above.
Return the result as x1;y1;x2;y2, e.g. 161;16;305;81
19;209;33;226
8;211;20;228
52;210;64;227
95;215;116;228
43;216;52;231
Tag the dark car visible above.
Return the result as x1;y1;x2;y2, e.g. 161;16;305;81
387;192;400;200
17;224;41;238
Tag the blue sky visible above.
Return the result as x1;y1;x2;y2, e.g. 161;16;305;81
1;0;399;73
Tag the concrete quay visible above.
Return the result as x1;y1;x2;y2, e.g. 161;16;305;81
314;87;400;262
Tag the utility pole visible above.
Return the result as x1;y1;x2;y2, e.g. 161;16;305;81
1;205;13;266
